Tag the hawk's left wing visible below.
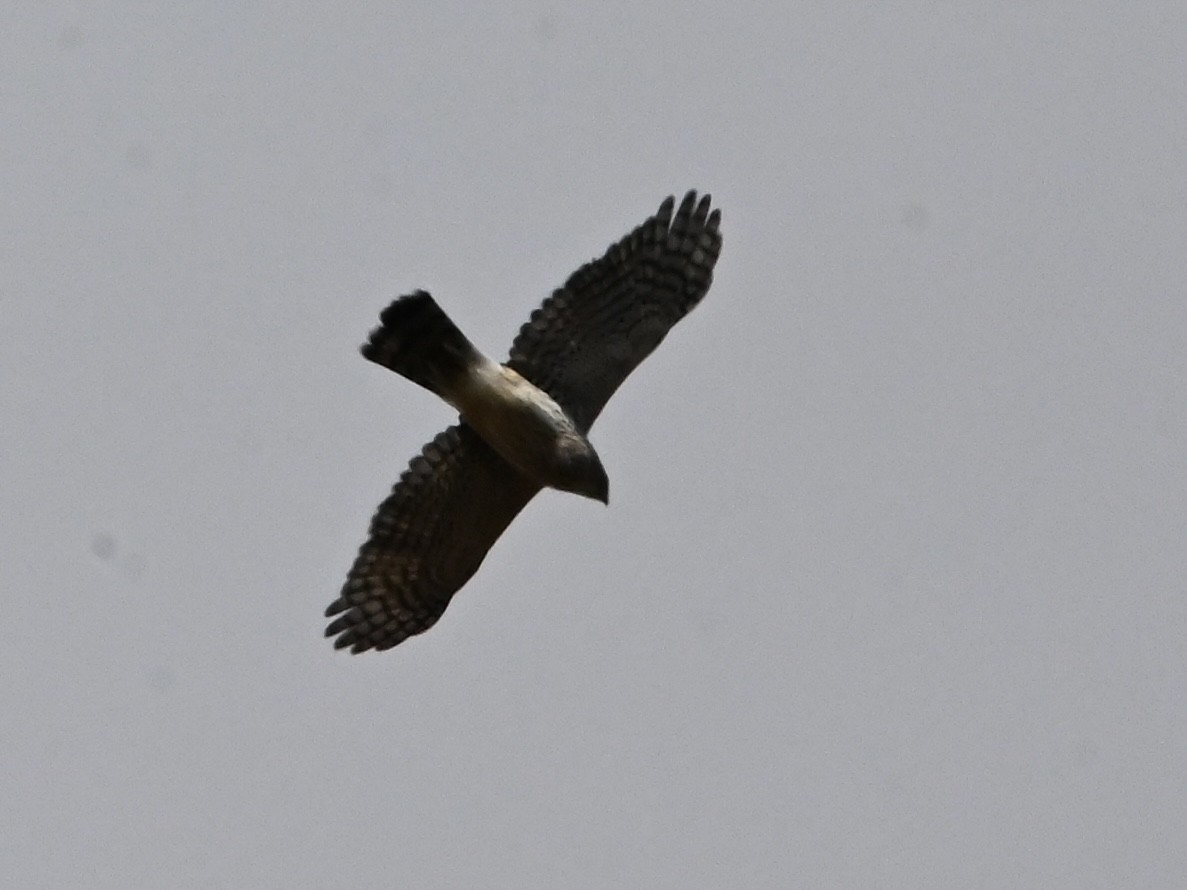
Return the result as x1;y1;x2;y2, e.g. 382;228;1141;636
325;424;540;652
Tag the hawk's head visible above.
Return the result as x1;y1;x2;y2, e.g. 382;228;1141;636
553;434;609;505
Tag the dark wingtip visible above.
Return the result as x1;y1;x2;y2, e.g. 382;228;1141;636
350;640;373;655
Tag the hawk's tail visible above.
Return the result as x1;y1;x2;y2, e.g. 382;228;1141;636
361;291;480;399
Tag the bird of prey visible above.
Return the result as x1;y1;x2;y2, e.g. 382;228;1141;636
325;190;722;652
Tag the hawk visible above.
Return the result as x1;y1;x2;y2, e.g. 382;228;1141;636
326;191;723;652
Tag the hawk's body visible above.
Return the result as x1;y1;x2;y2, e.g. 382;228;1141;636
326;191;722;652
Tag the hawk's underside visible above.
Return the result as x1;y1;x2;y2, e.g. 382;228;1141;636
325;190;723;652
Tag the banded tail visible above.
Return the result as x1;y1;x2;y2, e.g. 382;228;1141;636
361;291;481;399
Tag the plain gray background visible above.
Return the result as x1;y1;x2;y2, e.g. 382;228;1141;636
4;3;1186;887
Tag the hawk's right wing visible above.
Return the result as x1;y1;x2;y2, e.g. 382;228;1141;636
507;191;722;433
325;424;540;653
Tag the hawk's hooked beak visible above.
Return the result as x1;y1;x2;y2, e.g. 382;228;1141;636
593;464;609;506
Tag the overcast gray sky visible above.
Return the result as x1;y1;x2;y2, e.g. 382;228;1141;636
4;3;1187;887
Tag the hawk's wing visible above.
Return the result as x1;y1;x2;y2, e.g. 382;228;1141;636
507;191;722;432
325;424;539;652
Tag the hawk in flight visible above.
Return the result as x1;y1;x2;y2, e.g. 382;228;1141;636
326;191;723;652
